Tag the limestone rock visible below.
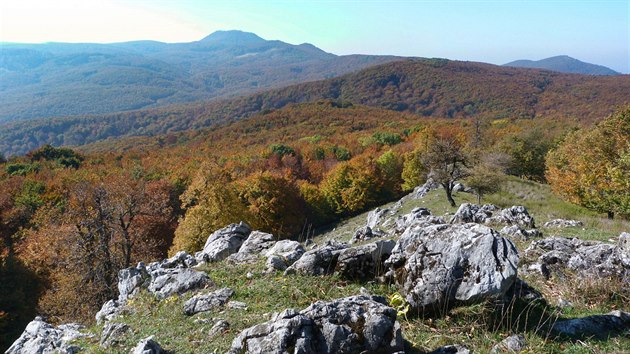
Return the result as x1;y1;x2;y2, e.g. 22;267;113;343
284;241;348;276
350;226;386;244
552;310;630;339
196;222;252;262
96;299;126;325
385;223;519;314
543;219;583;228
428;344;471;354
147;267;212;299
118;263;150;301
184;287;235;315
335;240;396;280
209;320;230;338
100;322;129;348
394;207;444;232
227;231;276;264
500;225;542;241
450;203;500;224
6;317;89;354
492;206;536;228
228;295;404;354
131;336;165;354
523;236;628;278
492;334;526;353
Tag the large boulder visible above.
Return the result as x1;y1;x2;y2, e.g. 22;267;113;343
335;240;396;280
264;239;306;271
284;241;348;276
552;310;630;339
184;287;235;315
366;207;392;229
118;263;150;301
6;317;89;354
523;235;629;279
385;223;519;314
96;299;126;325
226;231;276;264
196;222;252;262
229;295;404;354
490;206;536;228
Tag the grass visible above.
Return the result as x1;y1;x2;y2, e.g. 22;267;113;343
76;177;629;353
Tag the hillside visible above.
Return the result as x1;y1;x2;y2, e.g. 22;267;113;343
504;55;620;76
0;30;398;122
1;58;629;156
7;178;630;353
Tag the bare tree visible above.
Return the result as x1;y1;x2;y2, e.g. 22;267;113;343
422;136;469;207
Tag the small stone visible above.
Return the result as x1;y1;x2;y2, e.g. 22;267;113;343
130;336;165;354
228;301;248;310
246;272;254;279
492;334;526;353
208;320;230;338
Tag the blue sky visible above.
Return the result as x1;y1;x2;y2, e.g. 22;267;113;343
1;0;628;73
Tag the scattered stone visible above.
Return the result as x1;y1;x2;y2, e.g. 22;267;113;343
385;223;519;314
100;322;129;348
335;240;396;280
6;317;89;354
228;301;248;310
208;320;230;338
451;204;535;229
196;222;252;263
428;344;471;354
148;267;212;299
284;240;348;276
543;219;584;228
367;207;392;229
552;310;630;339
492;334;526;353
184;287;235;315
131;336;165;354
500;225;542;241
523;236;628;279
228;295;404;354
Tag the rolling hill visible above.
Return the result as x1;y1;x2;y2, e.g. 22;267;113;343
0;30;398;122
504;55;620;75
1;58;629;156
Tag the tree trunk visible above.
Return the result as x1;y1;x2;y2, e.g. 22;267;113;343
607;211;614;219
443;184;456;207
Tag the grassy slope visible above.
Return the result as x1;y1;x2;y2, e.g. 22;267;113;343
77;177;629;353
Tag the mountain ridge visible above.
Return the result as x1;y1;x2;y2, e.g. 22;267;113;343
0;30;398;122
504;55;620;76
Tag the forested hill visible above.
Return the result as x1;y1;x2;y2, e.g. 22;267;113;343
0;30;398;122
2;58;629;156
504;55;620;76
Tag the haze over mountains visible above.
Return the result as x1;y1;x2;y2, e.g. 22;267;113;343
504;55;620;76
0;30;397;122
1;58;629;156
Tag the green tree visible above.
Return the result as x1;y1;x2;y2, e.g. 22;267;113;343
401;149;427;191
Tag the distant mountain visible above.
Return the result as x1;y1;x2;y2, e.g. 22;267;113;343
2;58;628;156
504;55;620;76
0;30;398;122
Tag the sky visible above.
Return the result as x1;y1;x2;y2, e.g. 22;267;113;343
1;0;628;73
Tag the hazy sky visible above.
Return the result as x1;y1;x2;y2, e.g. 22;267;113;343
1;0;628;73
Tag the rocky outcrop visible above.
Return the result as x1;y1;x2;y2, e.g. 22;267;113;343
96;299;126;325
131;336;165;354
350;225;386;244
148;267;212;299
184;287;235;315
385;223;519;314
6;317;89;354
552;310;630;339
367;207;392;229
335;240;396;280
196;222;252;263
543;219;583;228
450;203;501;224
229;295;404;354
451;204;535;229
523;235;629;279
394;207;445;232
284;241;348;276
